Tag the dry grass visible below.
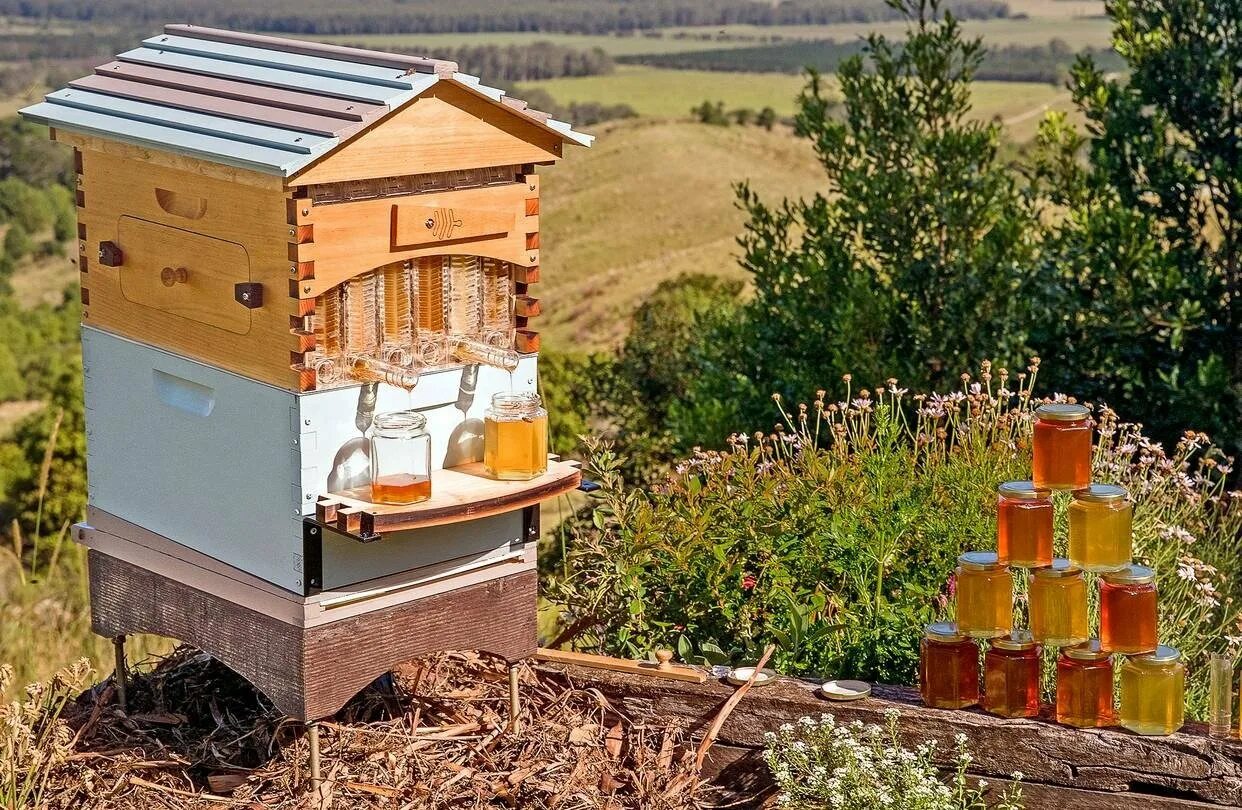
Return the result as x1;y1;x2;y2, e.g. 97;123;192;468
32;646;706;809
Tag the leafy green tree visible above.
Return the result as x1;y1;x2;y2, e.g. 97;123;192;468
673;0;1034;439
0;178;53;235
756;106;778;130
3;223;31;262
1024;0;1242;453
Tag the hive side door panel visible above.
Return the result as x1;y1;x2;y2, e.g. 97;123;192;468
76;147;300;389
83;327;305;592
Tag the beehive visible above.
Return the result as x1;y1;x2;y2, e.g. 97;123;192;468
21;25;591;719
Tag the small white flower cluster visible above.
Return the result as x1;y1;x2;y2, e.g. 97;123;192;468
764;710;1023;810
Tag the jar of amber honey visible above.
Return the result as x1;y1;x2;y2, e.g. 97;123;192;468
1118;645;1185;736
983;630;1041;718
996;481;1053;568
1030;558;1089;647
1031;403;1092;491
369;411;432;505
919;623;979;709
1068;484;1133;572
1099;565;1158;654
955;551;1013;639
484;392;548;481
1056;640;1114;728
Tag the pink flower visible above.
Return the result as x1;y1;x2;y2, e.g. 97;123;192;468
741;573;757;591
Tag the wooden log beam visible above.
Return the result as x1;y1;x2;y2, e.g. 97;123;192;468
548;664;1242;808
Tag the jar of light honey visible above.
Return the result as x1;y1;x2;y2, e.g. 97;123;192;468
996;481;1053;568
983;630;1041;718
1056;640;1115;728
955;551;1013;639
1068;484;1133;572
1031;403;1092;491
369;410;432;505
1118;645;1185;736
483;392;548;480
919;622;979;709
1030;558;1089;647
1099;564;1158;654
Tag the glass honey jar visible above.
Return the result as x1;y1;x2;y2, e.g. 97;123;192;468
996;481;1053;568
1068;484;1133;572
983;630;1041;718
1118;645;1185;736
1056;640;1115;728
919;622;979;709
1030;558;1089;647
1031;403;1092;491
1099;564;1158;654
483;392;548;481
369;410;432;505
955;551;1013;639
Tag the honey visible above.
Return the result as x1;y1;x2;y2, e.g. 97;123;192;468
1031;403;1092;491
484;393;548;480
1029;559;1089;647
1056;640;1114;728
370;473;431;504
983;630;1041;718
996;481;1053;568
1118;646;1185;736
955;551;1013;639
919;622;979;709
1099;565;1158;654
369;410;432;505
1068;484;1133;572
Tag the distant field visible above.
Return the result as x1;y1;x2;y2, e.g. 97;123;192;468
523;66;1072;130
536;118;823;348
318;31;764;57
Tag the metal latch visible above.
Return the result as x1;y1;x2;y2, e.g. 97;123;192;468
234;282;263;309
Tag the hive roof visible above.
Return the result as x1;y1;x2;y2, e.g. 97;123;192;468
20;24;592;177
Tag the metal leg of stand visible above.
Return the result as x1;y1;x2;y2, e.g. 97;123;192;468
308;720;322;787
112;636;128;713
508;663;521;733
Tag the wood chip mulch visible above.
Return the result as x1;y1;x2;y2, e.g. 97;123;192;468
46;646;709;809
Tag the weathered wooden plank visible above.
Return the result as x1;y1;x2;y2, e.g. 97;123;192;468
552;665;1242;807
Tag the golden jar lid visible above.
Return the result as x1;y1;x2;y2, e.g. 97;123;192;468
1035;403;1091;422
1072;483;1129;503
992;629;1037;651
925;622;966;642
1101;564;1155;585
1033;558;1081;579
1063;639;1110;661
998;480;1051;500
958;551;1003;571
1131;645;1181;664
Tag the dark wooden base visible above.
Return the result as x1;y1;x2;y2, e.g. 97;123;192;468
87;550;538;720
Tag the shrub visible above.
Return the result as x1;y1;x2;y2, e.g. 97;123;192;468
552;362;1241;716
0;658;93;809
765;710;1024;809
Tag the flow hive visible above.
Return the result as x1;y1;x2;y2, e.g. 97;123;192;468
21;25;591;719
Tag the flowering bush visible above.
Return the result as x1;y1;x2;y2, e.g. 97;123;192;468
552;360;1242;713
764;710;1023;810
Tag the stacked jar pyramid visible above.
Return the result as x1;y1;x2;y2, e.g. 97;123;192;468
919;403;1185;736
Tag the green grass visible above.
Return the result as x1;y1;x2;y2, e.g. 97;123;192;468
524;65;1071;126
536;118;824;349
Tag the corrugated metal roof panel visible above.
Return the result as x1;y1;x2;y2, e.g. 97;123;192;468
68;74;356;137
93;61;385;122
143;34;423;90
117;47;410;105
21;101;310;175
46;89;335;155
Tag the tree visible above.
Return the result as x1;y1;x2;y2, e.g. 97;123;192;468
3;223;31;261
1025;0;1242;453
675;0;1034;439
756;106;778;130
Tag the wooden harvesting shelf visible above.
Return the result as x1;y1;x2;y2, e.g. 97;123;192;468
314;457;581;541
